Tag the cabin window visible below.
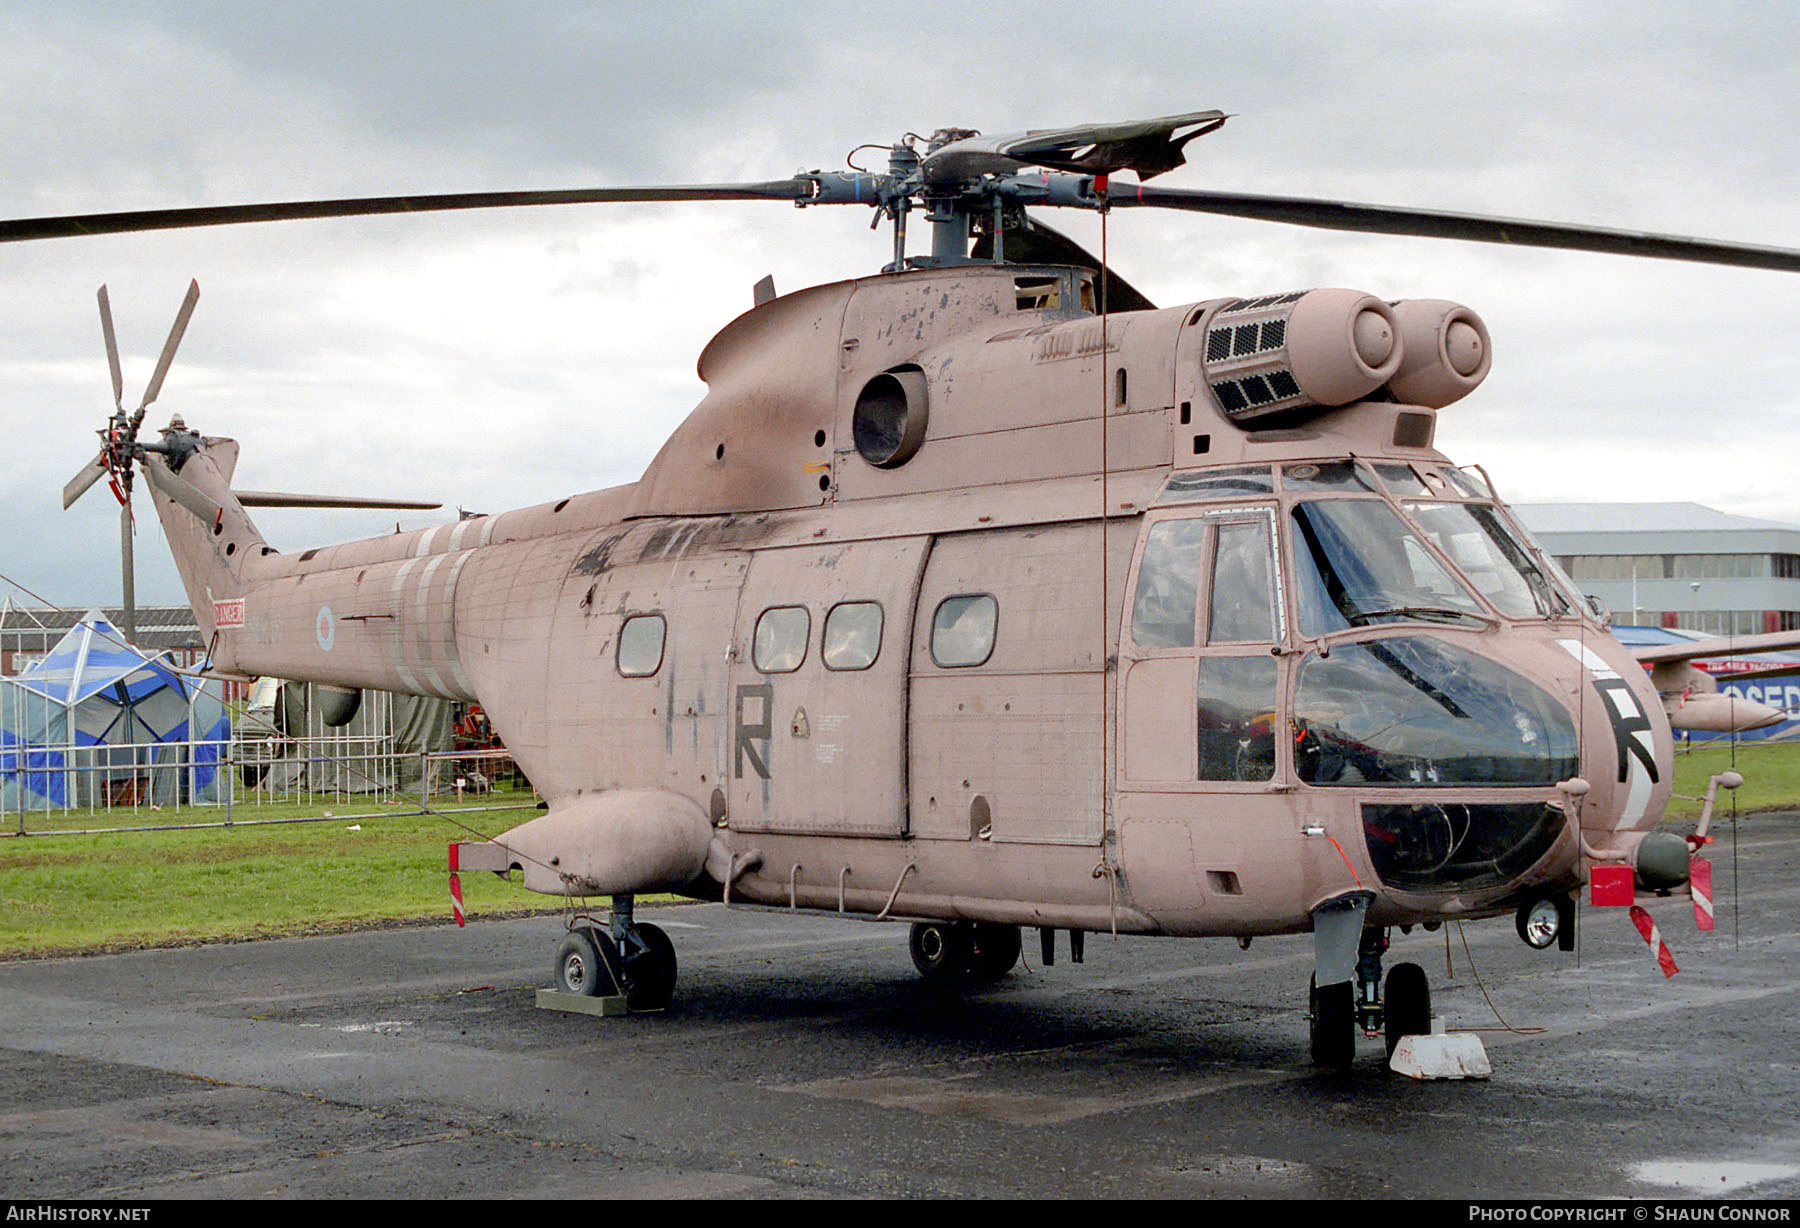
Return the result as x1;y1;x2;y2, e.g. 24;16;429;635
1197;656;1278;782
617;614;666;677
930;594;997;668
1130;520;1207;649
823;601;883;671
753;606;811;674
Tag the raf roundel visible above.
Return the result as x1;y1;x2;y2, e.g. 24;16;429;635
315;605;336;652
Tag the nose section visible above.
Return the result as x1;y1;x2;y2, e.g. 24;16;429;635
1557;636;1674;843
1361;799;1570;895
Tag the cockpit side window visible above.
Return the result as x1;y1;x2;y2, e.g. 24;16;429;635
1130;519;1208;649
1197;656;1278;781
1208;518;1277;643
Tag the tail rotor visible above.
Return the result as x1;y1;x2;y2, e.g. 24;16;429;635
61;281;201;642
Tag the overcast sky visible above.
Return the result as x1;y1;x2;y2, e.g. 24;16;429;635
2;1;1797;608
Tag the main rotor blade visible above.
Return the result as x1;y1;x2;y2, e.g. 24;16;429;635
139;279;199;412
97;285;123;412
62;450;109;509
1114;186;1800;273
0;181;815;244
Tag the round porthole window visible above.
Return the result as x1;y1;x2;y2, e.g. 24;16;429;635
852;367;928;468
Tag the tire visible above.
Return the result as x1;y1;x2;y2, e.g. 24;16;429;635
1309;974;1356;1069
623;922;678;1012
968;923;1022;979
909;921;971;984
554;928;617;997
1384;962;1432;1057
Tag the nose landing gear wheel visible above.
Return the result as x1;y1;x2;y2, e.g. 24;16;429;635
1383;961;1431;1057
1309;974;1356;1069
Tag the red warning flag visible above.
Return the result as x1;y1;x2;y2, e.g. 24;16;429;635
1691;857;1714;932
1629;905;1679;977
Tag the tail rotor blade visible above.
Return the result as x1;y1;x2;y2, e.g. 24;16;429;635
97;285;123;413
138;279;199;413
142;454;220;520
62;450;109;509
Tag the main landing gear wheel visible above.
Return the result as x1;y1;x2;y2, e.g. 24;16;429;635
554;927;619;997
1384;962;1431;1057
622;921;678;1012
968;923;1022;979
909;921;973;984
1309;974;1356;1069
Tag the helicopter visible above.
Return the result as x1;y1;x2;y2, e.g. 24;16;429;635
12;110;1800;1069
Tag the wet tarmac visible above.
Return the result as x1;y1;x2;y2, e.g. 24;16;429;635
2;813;1798;1199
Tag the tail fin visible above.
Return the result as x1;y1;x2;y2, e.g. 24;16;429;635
140;430;269;652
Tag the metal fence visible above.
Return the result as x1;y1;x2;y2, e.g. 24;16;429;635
2;737;533;835
0;667;548;835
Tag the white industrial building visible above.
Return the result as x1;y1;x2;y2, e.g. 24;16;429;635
1513;503;1800;637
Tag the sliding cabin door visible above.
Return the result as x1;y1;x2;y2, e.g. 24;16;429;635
726;538;928;836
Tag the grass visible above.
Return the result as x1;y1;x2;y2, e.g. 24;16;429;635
1666;737;1800;821
2;742;1795;958
0;786;563;957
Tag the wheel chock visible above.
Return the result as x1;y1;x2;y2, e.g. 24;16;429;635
535;988;630;1017
1388;1017;1491;1080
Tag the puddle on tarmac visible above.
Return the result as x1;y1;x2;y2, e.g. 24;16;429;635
1632;1159;1799;1194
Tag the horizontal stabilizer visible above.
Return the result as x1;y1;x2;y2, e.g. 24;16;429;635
235;490;441;510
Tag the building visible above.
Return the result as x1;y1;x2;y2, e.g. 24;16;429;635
1513;502;1800;637
0;602;206;677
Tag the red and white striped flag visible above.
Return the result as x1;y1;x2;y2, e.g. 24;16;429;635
1691;857;1714;932
1629;905;1678;977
